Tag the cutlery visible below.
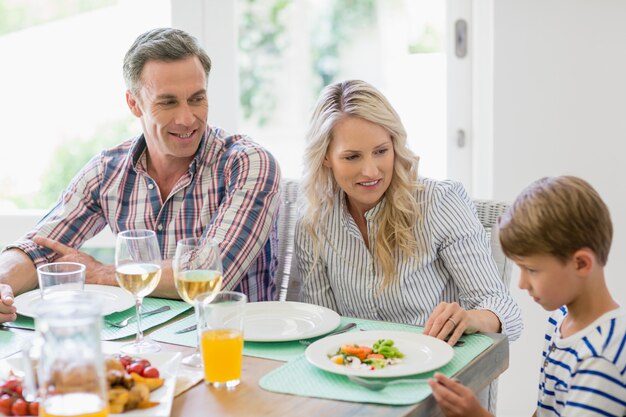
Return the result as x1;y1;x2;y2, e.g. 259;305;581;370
105;305;171;328
347;375;429;391
174;323;197;334
0;323;35;331
299;322;357;345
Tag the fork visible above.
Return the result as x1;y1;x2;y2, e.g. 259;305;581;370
105;305;171;328
347;375;430;391
298;322;357;345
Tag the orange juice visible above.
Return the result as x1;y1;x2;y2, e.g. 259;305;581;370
40;393;108;417
201;329;244;383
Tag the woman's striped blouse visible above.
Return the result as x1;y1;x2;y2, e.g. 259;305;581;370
295;178;523;340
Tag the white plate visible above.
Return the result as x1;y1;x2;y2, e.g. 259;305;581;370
14;284;135;317
305;330;454;377
243;301;341;342
2;351;181;417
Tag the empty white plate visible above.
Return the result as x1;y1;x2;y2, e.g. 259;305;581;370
243;301;341;342
14;284;135;317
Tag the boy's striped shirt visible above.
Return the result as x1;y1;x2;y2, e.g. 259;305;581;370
538;306;626;417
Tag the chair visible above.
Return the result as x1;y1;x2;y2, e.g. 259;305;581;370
274;179;511;413
275;178;300;302
471;199;512;415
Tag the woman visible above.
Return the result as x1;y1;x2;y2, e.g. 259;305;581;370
295;79;522;344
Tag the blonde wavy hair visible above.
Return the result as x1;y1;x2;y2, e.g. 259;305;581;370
300;80;421;288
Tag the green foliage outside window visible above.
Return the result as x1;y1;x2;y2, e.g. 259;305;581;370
238;0;376;126
34;118;136;209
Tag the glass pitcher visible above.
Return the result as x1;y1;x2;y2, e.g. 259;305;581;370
23;295;108;417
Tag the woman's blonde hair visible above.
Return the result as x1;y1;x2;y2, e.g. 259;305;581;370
300;79;421;288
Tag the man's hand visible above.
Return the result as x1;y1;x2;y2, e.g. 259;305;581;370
33;237;115;285
0;284;17;323
428;373;492;417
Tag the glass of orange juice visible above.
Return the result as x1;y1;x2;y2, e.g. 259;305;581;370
195;291;247;389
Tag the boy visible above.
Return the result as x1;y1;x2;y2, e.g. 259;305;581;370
428;176;626;417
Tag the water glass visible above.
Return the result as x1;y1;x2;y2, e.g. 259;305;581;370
195;291;247;389
37;262;85;300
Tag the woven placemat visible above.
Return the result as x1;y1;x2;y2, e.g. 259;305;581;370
259;330;493;405
0;330;31;359
150;313;197;347
6;297;191;341
101;297;191;340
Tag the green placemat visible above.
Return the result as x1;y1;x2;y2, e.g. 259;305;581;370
101;297;192;340
259;331;493;405
7;314;34;330
0;331;31;359
8;298;192;341
150;313;197;346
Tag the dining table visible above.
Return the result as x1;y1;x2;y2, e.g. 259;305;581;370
2;299;509;417
165;331;508;417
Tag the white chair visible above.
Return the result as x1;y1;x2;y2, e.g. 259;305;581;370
274;179;511;414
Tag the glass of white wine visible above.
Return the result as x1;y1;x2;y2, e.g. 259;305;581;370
173;237;223;367
115;229;162;354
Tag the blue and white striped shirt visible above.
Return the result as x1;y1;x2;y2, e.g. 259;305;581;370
538;306;626;417
295;178;523;340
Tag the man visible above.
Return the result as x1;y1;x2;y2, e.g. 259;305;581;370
0;28;281;323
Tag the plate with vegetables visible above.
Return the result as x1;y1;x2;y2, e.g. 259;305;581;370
304;330;454;377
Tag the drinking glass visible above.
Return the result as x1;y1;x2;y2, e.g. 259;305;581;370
196;291;247;389
115;229;162;354
173;237;223;367
37;262;85;300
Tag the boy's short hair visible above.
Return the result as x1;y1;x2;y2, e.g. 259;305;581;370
499;176;613;265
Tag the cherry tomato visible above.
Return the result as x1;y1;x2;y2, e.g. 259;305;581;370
142;366;160;379
0;405;11;416
135;358;151;369
127;362;145;375
28;401;39;416
11;398;28;416
1;377;20;392
0;393;13;410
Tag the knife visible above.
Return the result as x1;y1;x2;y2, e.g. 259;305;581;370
174;324;197;334
0;323;35;331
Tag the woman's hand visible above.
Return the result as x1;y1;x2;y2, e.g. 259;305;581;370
423;302;502;345
428;373;492;417
423;302;476;345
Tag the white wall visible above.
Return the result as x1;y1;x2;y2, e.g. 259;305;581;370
491;1;626;416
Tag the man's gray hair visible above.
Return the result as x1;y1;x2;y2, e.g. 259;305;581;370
123;27;212;95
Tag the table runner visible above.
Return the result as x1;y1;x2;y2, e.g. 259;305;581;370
259;329;493;405
6;297;191;340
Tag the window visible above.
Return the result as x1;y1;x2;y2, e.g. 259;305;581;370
0;0;170;247
0;0;170;214
235;0;447;181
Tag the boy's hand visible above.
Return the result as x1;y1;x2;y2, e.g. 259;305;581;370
428;373;492;417
0;284;17;323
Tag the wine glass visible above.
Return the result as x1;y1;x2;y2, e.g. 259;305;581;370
173;237;223;367
115;229;162;354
